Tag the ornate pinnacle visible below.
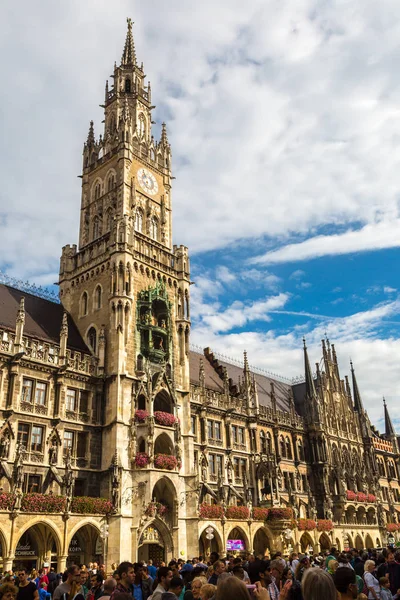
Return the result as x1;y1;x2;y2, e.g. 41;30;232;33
122;96;130;122
161;122;169;146
87;120;95;145
105;80;109;102
121;17;137;66
61;312;68;336
17;298;25;323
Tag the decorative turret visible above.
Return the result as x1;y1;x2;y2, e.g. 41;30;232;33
14;298;25;351
350;360;364;412
59;312;68;364
87;120;95;146
121;17;137;66
383;398;398;452
303;338;317;400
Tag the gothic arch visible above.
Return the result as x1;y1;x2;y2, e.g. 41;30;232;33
106;169;117;191
354;534;364;551
138;517;174;557
253;525;272;556
93;285;102;310
154;433;174;456
14;517;63;556
80;291;89;317
154;389;173;414
91;178;103;201
86;324;98;354
199;523;223;556
67;518;101;548
365;534;374;550
299;532;314;553
226;526;250;551
319;533;331;551
0;526;8;558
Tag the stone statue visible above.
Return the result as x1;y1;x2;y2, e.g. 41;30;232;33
175;418;181;443
13;443;25;491
276;468;283;491
201;456;208;483
296;469;302;491
129;419;137;459
308;495;317;520
63;449;74;501
48;438;58;465
175;443;182;468
0;431;10;459
111;455;120;511
226;459;233;483
378;504;386;528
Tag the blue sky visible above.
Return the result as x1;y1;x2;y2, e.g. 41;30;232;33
1;0;400;430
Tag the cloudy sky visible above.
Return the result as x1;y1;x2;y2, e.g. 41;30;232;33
1;0;400;430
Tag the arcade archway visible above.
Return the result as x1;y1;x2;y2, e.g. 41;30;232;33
253;527;271;558
152;477;177;528
138;520;173;564
319;533;331;551
67;522;102;566
365;534;374;550
199;526;223;558
226;527;249;554
299;532;314;553
355;534;364;551
13;523;61;571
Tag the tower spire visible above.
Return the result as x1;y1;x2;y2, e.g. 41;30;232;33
350;360;364;412
303;338;316;399
383;397;396;437
121;18;136;66
87;120;95;146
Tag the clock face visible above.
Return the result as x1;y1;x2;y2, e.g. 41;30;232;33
137;168;158;195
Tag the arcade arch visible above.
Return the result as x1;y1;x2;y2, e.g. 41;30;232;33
67;522;102;567
138;519;174;564
199;525;223;557
299;532;314;553
226;527;249;554
13;521;61;571
253;527;271;558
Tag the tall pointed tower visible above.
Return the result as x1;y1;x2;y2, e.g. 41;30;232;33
59;19;194;564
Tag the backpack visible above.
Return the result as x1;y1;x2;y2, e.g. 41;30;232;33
362;573;369;597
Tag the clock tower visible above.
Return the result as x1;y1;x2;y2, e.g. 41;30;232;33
59;19;195;562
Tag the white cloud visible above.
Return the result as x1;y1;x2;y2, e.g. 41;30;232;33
216;266;236;284
384;286;397;294
250;221;400;265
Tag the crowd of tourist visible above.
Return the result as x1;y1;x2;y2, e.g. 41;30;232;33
1;547;400;600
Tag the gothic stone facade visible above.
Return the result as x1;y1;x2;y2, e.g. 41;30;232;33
0;20;399;570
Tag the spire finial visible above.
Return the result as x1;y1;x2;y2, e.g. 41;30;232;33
304;338;317;399
121;17;137;66
350;360;364;412
161;122;169;146
87;120;95;145
383;397;396;437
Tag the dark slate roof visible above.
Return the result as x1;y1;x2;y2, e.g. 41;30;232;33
0;284;89;353
189;350;296;412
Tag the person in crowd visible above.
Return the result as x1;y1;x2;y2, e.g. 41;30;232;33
198;585;214;600
209;554;219;566
147;562;157;581
327;559;339;576
53;566;80;600
379;576;400;600
325;547;338;568
387;553;400;596
151;567;173;600
30;572;39;588
17;570;39;600
334;566;358;600
207;563;225;586
257;561;272;590
87;574;104;600
248;555;264;585
38;583;50;600
141;567;153;588
294;557;310;583
160;577;183;600
38;571;48;589
355;553;369;577
110;563;135;600
132;563;153;600
288;553;299;576
364;560;381;600
196;559;207;571
377;556;389;580
216;577;253;600
301;568;337;600
80;571;90;598
0;583;18;600
184;577;207;600
98;579;117;600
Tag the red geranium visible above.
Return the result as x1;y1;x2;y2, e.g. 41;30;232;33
135;410;149;423
226;506;250;520
154;412;177;427
267;508;293;521
135;452;150;467
317;520;334;532
346;490;357;501
253;508;269;521
297;519;316;531
199;504;224;519
154;454;178;470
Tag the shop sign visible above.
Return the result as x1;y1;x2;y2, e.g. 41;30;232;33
68;537;82;554
16;544;35;556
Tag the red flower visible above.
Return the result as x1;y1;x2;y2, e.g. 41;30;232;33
356;492;367;502
70;496;113;515
317;519;333;532
154;412;177;427
346;490;357;501
297;519;316;531
386;523;400;532
135;410;149;423
135;452;150;467
367;494;376;503
226;506;250;520
252;508;269;521
199;504;224;519
267;508;293;521
154;454;178;470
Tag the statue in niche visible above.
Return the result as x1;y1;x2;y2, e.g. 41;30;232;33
308;495;317;521
48;438;58;465
226;460;233;483
13;443;25;490
201;456;208;483
175;443;182;468
0;430;10;459
111;456;120;511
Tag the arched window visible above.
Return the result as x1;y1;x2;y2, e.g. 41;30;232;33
298;440;305;462
137;394;146;410
94;285;102;309
125;78;131;93
138;439;145;453
93;216;100;240
286;437;292;460
260;431;266;454
81;292;88;316
107;174;115;192
137;354;144;372
150;217;158;241
94;183;101;200
135;209;143;233
279;436;286;458
87;327;97;353
266;432;272;454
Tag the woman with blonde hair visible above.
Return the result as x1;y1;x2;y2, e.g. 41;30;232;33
185;577;208;600
199;584;216;600
364;560;380;600
301;568;337;600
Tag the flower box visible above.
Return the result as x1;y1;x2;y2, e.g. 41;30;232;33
0;492;16;511
135;452;150;468
226;506;250;520
145;501;168;517
135;409;149;423
346;490;357;501
356;492;367;502
367;494;376;503
21;493;66;513
297;519;316;531
253;507;269;521
199;504;224;519
267;507;293;521
317;519;334;532
70;496;113;515
154;454;178;470
154;411;177;427
386;523;400;532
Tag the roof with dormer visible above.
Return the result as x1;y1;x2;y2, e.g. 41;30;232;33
0;284;89;353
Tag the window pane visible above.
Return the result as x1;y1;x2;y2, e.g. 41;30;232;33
35;382;47;405
207;420;213;439
191;416;196;434
232;426;237;443
22;379;33;403
63;431;74;454
216;455;222;475
31;426;43;452
77;433;87;458
17;423;30;447
238;428;244;444
215;422;221;440
80;391;89;414
27;475;41;493
66;389;77;411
